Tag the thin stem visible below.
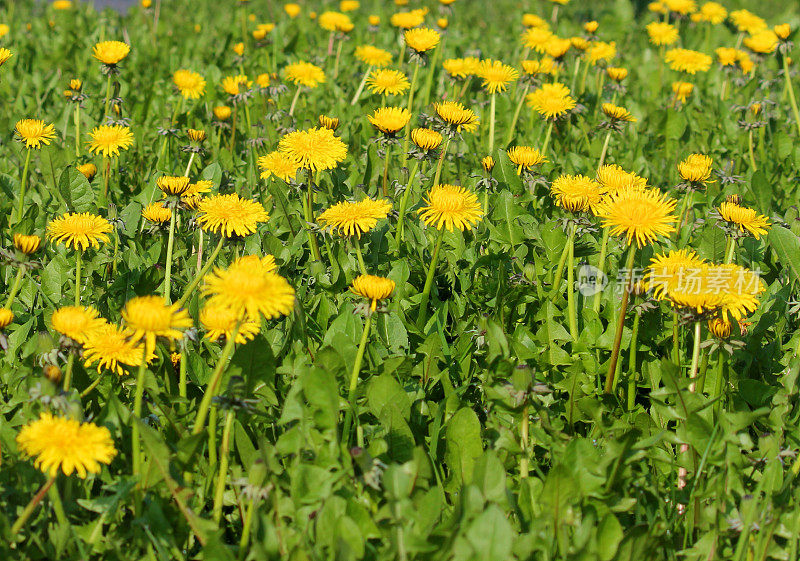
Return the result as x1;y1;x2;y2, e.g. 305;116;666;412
689;321;702;390
74;105;81;158
304;169;322;261
603;245;636;394
596;131;612;173
74;251;82;306
724;236;736;264
63;353;76;392
183;152;196;178
351;67;372;105
566;223;578;341
177;235;224;308
382;144;392;197
4;266;26;309
783;56;800;136
341;313;373;445
396;159;421;243
431;137;450;188
487;92;496;155
16;148;32;222
80;369;105;398
131;347;148;480
101;157;110;206
10;476;56;536
540;121;554;156
504;83;530;148
213;409;236;523
353;237;367;275
627;312;641;411
178;346;188;399
191;322;241;436
548;235;571;299
417;227;446;330
400;63;421;164
333;39;344;79
747;130;757;171
163;208;177;303
103;73;112;118
712;349;725;418
592;228;610;313
519;402;529;478
239;498;256;554
288;86;301;117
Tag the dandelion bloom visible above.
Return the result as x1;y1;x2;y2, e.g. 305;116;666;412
411;127;443;151
543;36;572;59
595;187;677;247
319;11;354;33
774;24;791;41
663;0;696;14
390;10;425;29
696;2;727;24
221;74;252;96
187;128;207;143
77;163;97;180
172;69;206;99
157;175;190;197
481;156;495;173
367;69;410;96
506;146;546;174
646;22;679;46
351;275;396;311
197;193;269;237
550;174;605;214
601;103;636;122
708;316;731;338
743;30;778;54
368;107;412;135
521;58;556;76
51;306;106;344
142;203;172;225
319;115;340;131
48;212;112;251
645;249;707;299
718;202;770;239
284;61;325;88
522;27;554;52
284;3;301;18
584;21;599;33
15;119;56;149
213;106;232;120
678;153;713;184
418;184;483;231
201;302;261;344
730;9;767;34
87;125;134;157
83;323;147;375
664;48;712;74
443;57;481;79
433;101;479;132
181;181;212;209
0;48;13;66
14;233;41;254
597;164;647;195
279;127;348;172
404;27;440;54
663;264;763;319
16;413;116;478
318;198;392;238
476;59;519;94
0;308;13;329
341;0;360;11
672;81;694;102
122;295;192;354
355;45;392;67
588;41;616;65
522;13;547;28
606;67;628;81
203;256;295;321
526;82;576;120
92;40;130;65
258;151;300;182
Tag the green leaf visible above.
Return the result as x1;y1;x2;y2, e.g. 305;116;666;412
58;166;94;212
748;170;771;214
466;505;513;561
444;407;483;490
597;513;624;561
768;225;800;285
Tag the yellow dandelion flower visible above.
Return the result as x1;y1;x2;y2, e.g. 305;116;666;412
543;36;572;59
122;295;192;355
588;41;616;65
411;127;443;151
319;11;353;33
443;57;481;79
597;164;647;195
83;323;148;375
665;48;712;74
0;48;13;66
646;22;679;46
526;82;576;120
142;203;172;225
51;305;107;344
351;275;396;311
157;175;190;196
368;106;412;135
16;119;56;149
606;67;628;81
355;45;392;67
16;413;116;478
550;174;605;214
418;184;483;231
521;57;556;76
284;3;301;18
601;103;636;122
318;197;392;238
221;74;252;96
506;146;546;174
672;81;694;102
645;249;707;299
284;61;325;88
432;101;479;132
678;153;713;184
481;156;495;173
718;202;770;239
595;187;678;247
476;59;519;94
258;150;300;182
92;40;130;65
213;106;232;121
366;68;410;96
87;125;134;158
522;27;554;52
76;162;97;181
172;69;206;99
743;30;778;54
730;9;767;34
319;115;340;131
404;27;440;54
48;212;112;251
201;302;261;344
278;127;348;172
696;1;726;24
0;308;13;329
390;10;425;29
196;193;269;237
14;233;41;254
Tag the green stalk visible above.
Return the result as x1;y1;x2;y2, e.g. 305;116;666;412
191;322;241;436
504;83;530;148
341;313;373;445
541;120;554;157
350;66;372;105
487;92;496;155
10;476;56;536
431;137;451;188
177;235;224;308
303;169;322;262
417;227;446;330
627;312;641;411
163;208;177;303
783;55;800;136
178;346;188;399
689;321;702;389
566;223;578;341
596;131;612;173
239;498;256;554
212;409;236;523
103;73;112;118
603;245;636;394
548;235;571;299
747;130;757;171
131;347;148;480
79;370;105;398
183;152;196;177
400;63;421;164
63;353;76;392
381;144;392;197
288;86;301;117
712;349;725;418
15;147;32;222
353;237;367;275
519;402;529;479
74;105;81;158
396;159;421;243
4;266;25;308
724;236;736;264
74;251;82;306
591;228;610;313
333;39;344;79
673;310;681;367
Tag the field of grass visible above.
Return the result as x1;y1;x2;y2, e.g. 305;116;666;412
2;0;800;559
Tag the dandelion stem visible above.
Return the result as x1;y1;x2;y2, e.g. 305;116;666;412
183;152;196;177
783;55;800;136
431;137;450;188
132;347;148;481
63;353;76;393
80;369;106;398
163;208;177;303
15;147;32;223
177;235;224;308
724;236;736;264
592;228;610;313
487;92;497;155
10;475;56;536
103;73;112;118
627;312;641;411
239;498;256;554
101;157;111;207
504;83;530;148
396;159;421;243
212;409;235;524
192;321;241;436
417;227;445;330
304;169;322;261
350;67;371;106
712;348;725;418
353;237;367;275
541;121;554;157
288;86;301;117
401;63;422;163
596;131;612;173
5;266;25;309
341;313;373;445
519;402;529;479
603;245;636;394
689;321;702;388
566;223;578;341
333;39;344;79
74;251;82;306
382;144;392;197
747;130;757;171
74;105;81;158
179;346;188;399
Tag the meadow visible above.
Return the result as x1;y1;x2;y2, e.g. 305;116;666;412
1;0;800;559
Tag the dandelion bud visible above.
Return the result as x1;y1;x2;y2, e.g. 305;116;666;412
319;115;340;131
213;106;232;121
774;24;791;40
187;128;207;143
233;42;245;56
141;0;152;7
44;364;62;384
14;233;41;254
0;308;13;329
69;78;82;91
708;317;731;339
369;15;380;26
584;21;599;34
157;175;191;196
481;156;495;173
726;194;742;205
